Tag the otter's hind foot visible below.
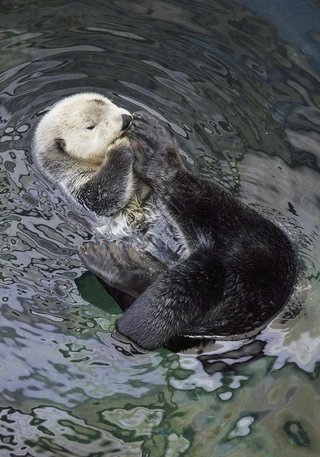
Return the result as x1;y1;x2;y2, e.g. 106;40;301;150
78;240;165;298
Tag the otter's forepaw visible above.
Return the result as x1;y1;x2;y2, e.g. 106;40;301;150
130;111;175;151
128;112;183;184
105;137;134;166
130;112;176;154
109;136;131;149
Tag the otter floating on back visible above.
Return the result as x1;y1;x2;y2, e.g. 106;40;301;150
32;93;298;351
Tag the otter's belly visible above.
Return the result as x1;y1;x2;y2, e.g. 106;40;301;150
96;212;132;240
96;198;190;266
139;204;190;264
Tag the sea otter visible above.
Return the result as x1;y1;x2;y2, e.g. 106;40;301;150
32;93;298;350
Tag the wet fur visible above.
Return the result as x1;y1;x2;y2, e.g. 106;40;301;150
32;93;135;217
79;112;297;350
33;96;298;351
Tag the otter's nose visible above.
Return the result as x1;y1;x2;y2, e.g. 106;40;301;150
121;114;133;130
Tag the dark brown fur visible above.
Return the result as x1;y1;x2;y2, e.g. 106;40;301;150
79;112;298;351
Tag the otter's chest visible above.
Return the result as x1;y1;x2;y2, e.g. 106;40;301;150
96;196;189;265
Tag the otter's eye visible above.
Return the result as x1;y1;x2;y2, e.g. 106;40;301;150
87;126;95;130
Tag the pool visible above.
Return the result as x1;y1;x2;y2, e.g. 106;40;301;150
0;0;319;456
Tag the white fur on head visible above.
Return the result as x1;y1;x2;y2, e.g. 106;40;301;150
34;92;131;164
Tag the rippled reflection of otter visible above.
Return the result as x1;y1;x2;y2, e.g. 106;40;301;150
33;94;298;351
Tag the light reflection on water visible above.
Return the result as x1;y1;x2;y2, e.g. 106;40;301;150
0;0;320;456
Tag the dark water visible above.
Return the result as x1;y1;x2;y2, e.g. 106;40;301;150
1;0;320;456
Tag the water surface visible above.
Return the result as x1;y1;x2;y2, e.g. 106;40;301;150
0;1;320;456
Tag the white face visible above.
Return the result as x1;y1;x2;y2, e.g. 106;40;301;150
39;93;132;164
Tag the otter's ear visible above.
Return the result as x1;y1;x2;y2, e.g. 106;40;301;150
54;138;66;152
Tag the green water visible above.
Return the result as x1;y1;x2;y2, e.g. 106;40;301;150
0;0;319;455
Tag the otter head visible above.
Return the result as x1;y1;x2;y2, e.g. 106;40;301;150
35;92;132;164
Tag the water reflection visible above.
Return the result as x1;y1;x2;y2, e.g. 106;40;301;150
1;0;320;455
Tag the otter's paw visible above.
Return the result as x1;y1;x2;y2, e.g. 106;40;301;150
127;111;182;182
78;240;164;297
106;136;133;165
78;241;118;287
108;136;131;150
